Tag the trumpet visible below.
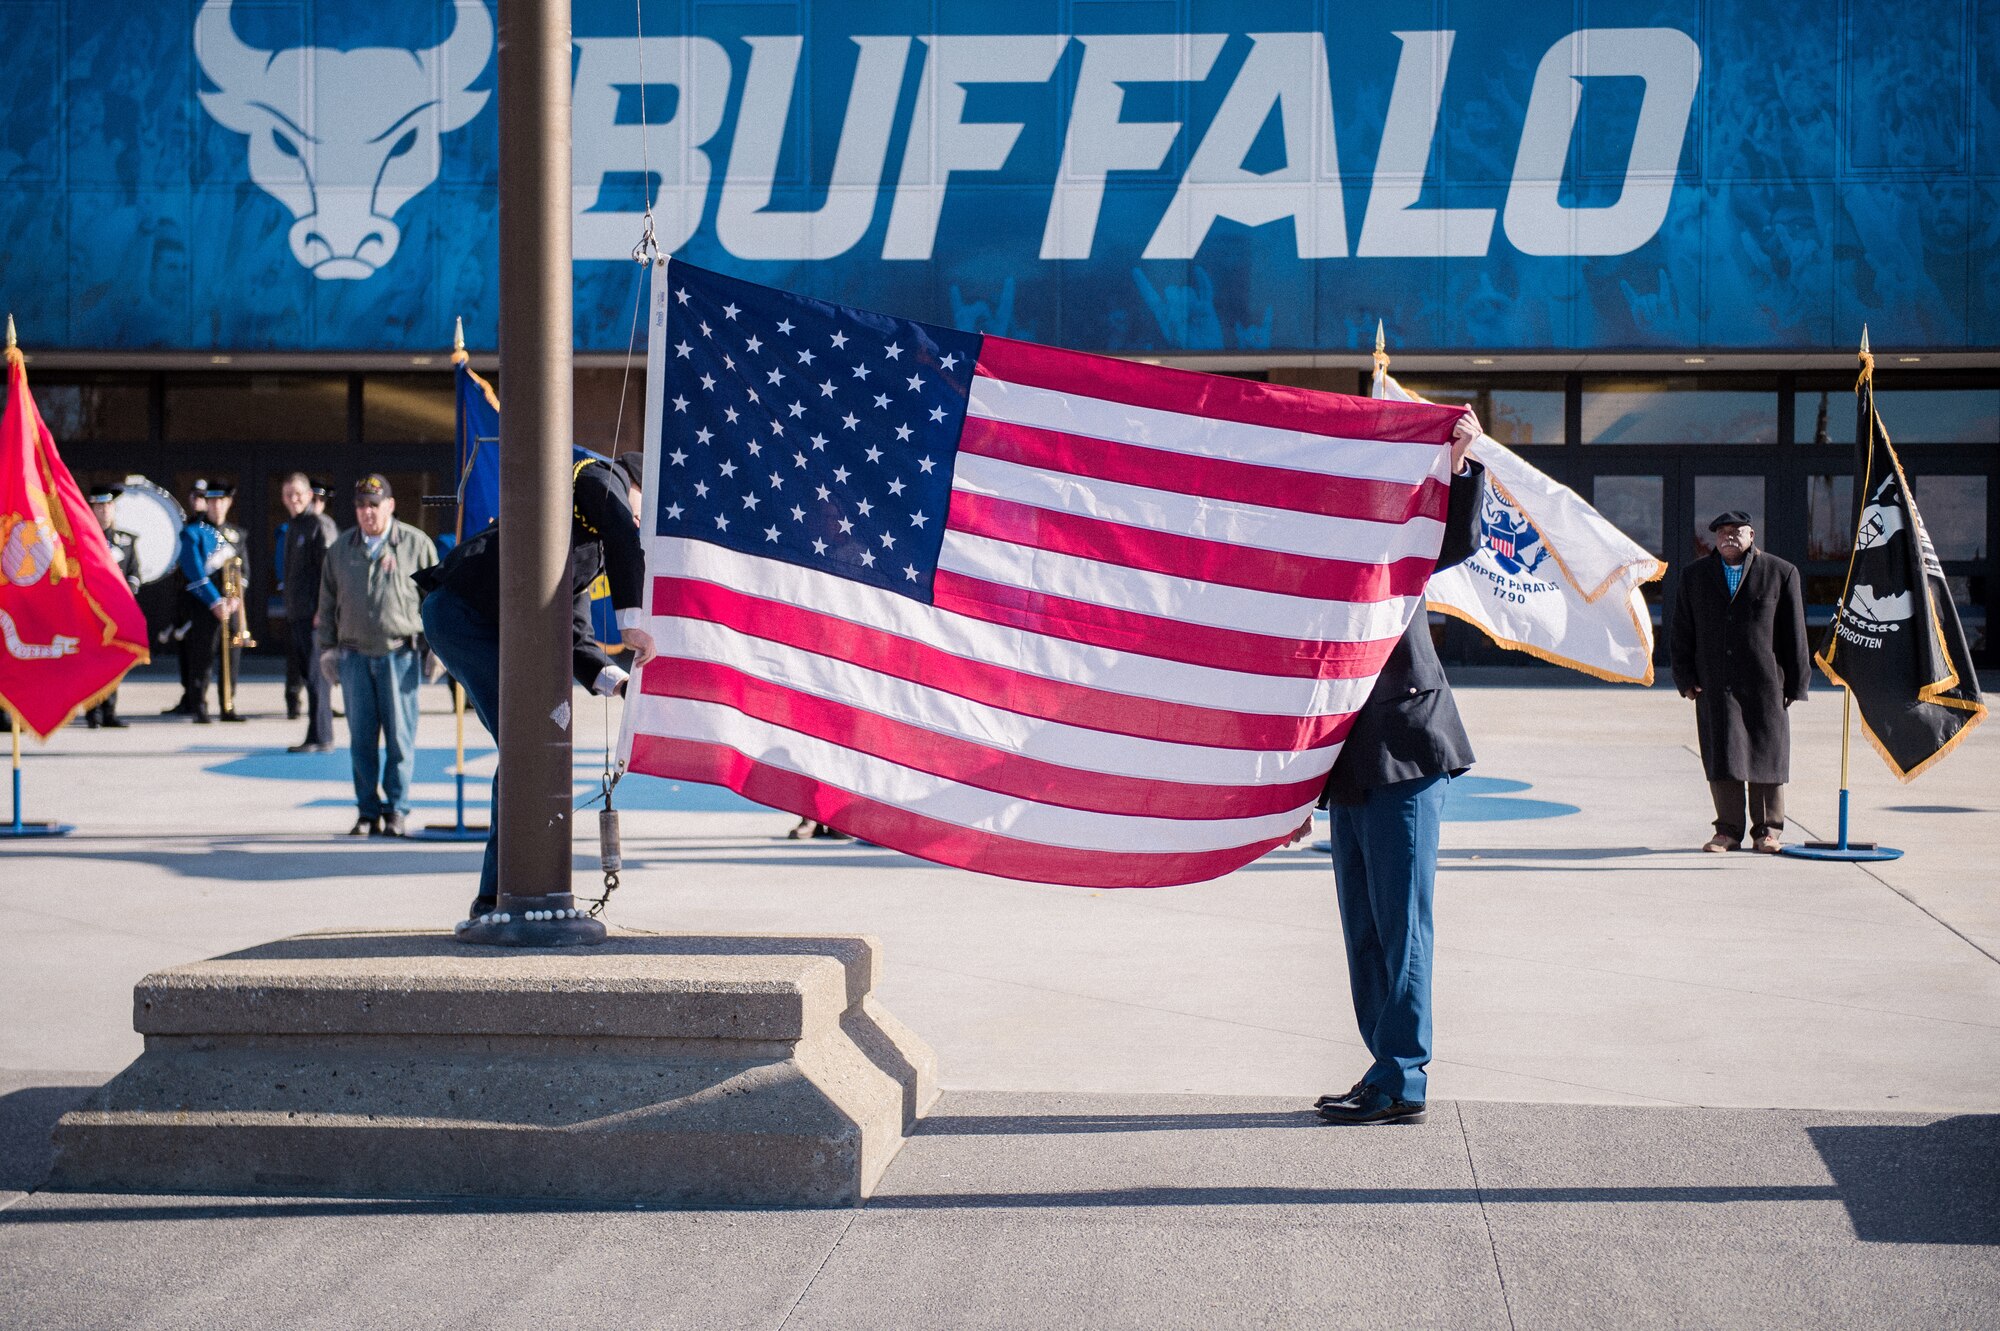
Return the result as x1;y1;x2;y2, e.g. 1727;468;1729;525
218;555;255;717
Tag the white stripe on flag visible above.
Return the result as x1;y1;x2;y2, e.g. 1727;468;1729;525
656;615;1347;783
951;451;1447;563
967;375;1445;486
627;694;1315;852
937;530;1422;639
652;538;1385;714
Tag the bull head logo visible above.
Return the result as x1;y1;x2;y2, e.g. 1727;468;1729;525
194;0;492;279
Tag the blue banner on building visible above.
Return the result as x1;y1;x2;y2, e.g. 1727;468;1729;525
3;0;1995;355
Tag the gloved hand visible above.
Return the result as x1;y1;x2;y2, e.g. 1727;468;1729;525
1450;409;1483;474
319;648;341;686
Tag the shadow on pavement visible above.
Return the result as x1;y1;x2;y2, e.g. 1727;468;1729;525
1441;847;1685;861
1808;1116;2000;1245
44;843;485;882
0;1085;97;1192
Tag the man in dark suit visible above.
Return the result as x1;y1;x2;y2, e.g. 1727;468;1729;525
1317;411;1484;1127
278;472;340;753
1670;512;1810;854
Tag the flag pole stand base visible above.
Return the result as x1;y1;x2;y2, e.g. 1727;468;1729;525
455;893;607;948
414;824;490;842
1;822;72;838
1778;786;1904;861
1781;842;1903;862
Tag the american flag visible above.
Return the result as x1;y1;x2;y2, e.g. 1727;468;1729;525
624;261;1463;887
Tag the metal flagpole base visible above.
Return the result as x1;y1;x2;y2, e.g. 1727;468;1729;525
0;822;72;838
455;893;607;947
1780;842;1904;862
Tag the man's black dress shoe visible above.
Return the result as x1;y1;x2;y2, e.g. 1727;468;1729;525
288;741;332;754
348;816;378;836
218;711;247;723
1314;1080;1370;1110
1317;1086;1426;1126
161;701;197;716
101;717;129;729
378;812;407;837
191;712;213;725
467;895;497;921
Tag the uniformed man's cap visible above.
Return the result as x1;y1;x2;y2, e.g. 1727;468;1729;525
189;479;236;499
310;483;331;499
354;474;393;503
1707;510;1754;532
611;450;645;489
87;482;124;504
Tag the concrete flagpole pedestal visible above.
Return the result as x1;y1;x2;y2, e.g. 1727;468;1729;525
49;930;937;1207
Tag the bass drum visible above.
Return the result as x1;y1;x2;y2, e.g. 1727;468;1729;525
118;476;184;584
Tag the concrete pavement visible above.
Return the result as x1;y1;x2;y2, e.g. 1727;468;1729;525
2;665;1996;1326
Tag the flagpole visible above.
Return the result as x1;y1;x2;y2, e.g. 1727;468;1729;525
1784;326;1901;863
2;710;74;839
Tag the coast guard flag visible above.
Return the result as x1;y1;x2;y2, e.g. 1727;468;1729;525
1816;365;1986;780
0;333;149;738
622;262;1463;887
1375;367;1665;684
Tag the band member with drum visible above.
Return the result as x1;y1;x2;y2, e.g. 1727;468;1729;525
165;479;247;724
82;482;142;729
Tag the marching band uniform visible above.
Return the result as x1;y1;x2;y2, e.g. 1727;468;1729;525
83;484;142;728
166;480;247;723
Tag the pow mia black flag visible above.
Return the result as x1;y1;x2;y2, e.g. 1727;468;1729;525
1816;351;1987;780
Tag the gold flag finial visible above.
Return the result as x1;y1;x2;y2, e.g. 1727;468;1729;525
5;314;14;351
450;315;468;365
1856;324;1875;389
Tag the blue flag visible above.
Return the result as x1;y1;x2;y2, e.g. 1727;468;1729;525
451;344;621;647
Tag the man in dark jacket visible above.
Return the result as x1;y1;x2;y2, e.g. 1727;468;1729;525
278;473;340;753
418;451;655;918
1317;410;1483;1127
1670;512;1810;854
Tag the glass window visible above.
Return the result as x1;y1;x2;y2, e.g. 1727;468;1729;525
364;373;455;444
1806;474;1854;560
1591;475;1665;557
5;374;150;441
1692;475;1765;557
165;374;347;444
575;367;647;456
1943;576;1985;655
1391;377;1566;447
1583;377;1777;444
1793;388;2000;445
1910;475;1987;561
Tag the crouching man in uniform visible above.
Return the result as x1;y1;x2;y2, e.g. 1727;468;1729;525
1316;409;1483;1127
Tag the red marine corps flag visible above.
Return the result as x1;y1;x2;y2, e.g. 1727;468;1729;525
0;319;149;738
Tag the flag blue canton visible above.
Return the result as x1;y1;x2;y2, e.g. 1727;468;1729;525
654;265;982;601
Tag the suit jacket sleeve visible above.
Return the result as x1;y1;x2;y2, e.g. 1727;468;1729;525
1434;460;1485;573
574;463;645;615
570;575;619;689
1669;567;1698;694
1777;561;1810;702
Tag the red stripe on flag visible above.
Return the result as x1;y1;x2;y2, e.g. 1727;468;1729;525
960;416;1449;525
650;577;1356;751
650;658;1327;820
976;338;1464;445
929;570;1401;681
948;491;1438;603
627;733;1295;888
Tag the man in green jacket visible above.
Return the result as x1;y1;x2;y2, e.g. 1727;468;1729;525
316;475;438;836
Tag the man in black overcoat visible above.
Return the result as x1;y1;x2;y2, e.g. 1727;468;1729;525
1670;512;1811;853
1316;409;1483;1127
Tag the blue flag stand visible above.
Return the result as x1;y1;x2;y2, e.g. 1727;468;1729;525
1781;687;1902;862
417;682;488;841
4;712;73;838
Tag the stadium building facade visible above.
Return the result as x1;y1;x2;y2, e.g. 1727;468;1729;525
2;0;1994;662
